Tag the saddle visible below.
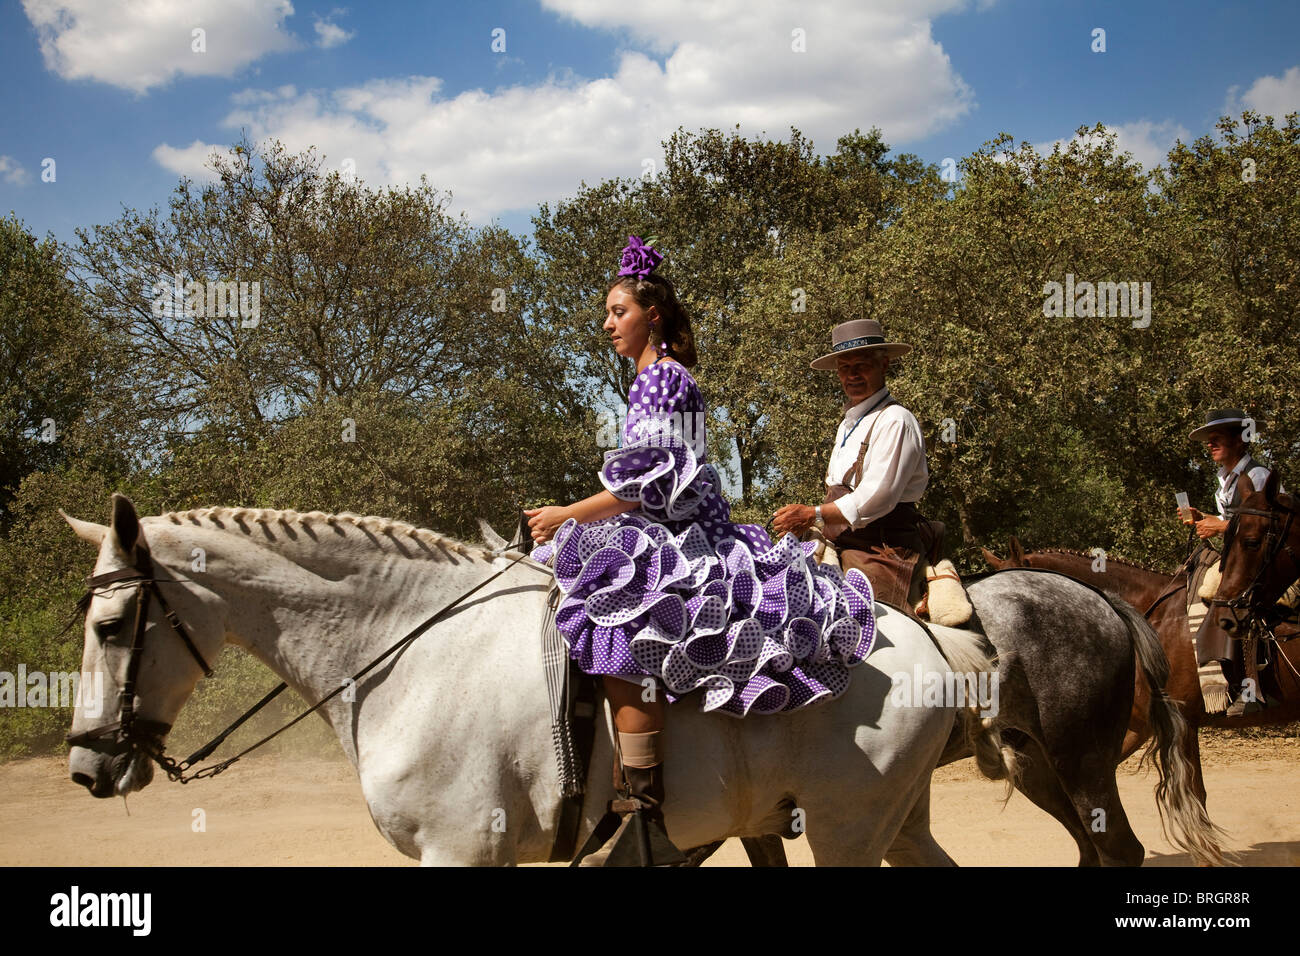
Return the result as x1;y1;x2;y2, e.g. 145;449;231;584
814;519;973;627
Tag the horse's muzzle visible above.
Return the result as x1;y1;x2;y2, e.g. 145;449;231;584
69;743;155;799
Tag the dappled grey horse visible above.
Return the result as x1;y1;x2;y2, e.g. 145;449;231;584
956;569;1223;865
714;568;1224;867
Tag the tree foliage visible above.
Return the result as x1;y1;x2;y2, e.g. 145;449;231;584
3;112;1298;754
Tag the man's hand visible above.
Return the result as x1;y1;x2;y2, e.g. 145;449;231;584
524;505;572;544
1177;505;1205;526
772;503;815;537
1195;515;1229;540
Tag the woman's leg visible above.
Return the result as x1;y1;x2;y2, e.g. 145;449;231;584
601;676;680;855
602;675;665;732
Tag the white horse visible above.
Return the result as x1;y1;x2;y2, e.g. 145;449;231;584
61;494;1008;866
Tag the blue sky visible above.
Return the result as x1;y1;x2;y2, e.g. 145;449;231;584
2;0;1297;247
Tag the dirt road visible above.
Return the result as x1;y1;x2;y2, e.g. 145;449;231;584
4;732;1295;866
5;733;1294;868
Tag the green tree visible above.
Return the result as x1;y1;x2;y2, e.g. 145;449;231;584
0;216;132;528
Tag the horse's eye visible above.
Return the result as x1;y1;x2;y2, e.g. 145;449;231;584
1242;538;1262;550
95;618;126;641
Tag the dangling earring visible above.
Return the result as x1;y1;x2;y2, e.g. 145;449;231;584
650;319;667;356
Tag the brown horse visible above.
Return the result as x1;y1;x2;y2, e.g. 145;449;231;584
984;530;1300;823
1211;471;1300;719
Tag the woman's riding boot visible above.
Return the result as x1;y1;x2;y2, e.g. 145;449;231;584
607;761;685;866
605;731;686;866
624;763;666;818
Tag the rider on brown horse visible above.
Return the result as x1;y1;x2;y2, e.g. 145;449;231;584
1180;408;1282;716
772;318;935;611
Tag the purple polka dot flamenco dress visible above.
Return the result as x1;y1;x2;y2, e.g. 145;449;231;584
532;359;878;717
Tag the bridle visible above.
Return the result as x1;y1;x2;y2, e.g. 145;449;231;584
1210;499;1299;633
66;531;537;784
65;547;213;765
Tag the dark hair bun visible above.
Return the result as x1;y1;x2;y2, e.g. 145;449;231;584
608;272;698;368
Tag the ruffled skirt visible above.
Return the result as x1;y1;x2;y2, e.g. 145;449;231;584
532;515;878;717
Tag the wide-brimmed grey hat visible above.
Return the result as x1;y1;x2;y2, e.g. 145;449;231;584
809;319;911;371
1189;408;1252;442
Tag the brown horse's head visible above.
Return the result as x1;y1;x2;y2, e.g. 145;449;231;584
982;536;1027;570
1215;470;1299;630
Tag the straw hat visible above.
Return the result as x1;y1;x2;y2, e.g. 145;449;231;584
809;319;911;371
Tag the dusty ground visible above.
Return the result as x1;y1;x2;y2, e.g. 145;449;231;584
2;733;1296;866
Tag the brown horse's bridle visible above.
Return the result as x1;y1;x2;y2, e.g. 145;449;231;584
65;547;214;766
1211;501;1299;633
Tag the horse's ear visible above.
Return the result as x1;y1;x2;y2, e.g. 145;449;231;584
980;546;1005;569
109;493;143;558
477;518;507;551
1238;472;1255;498
59;509;106;547
1263;469;1280;503
1009;535;1026;565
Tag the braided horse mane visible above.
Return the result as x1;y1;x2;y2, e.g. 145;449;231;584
155;506;497;562
1027;547;1170;576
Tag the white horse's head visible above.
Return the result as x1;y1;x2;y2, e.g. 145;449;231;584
61;494;227;798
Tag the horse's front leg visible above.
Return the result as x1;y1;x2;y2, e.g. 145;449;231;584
359;757;531;866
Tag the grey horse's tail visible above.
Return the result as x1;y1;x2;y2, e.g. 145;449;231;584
1107;595;1228;866
925;624;1019;795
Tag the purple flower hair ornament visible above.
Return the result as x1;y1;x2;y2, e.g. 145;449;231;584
617;234;664;279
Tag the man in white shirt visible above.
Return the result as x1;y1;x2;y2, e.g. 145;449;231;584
1180;408;1280;715
773;319;931;609
1181;410;1275;536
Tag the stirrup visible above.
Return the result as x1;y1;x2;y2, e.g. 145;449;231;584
1226;696;1263;717
600;795;688;867
569;794;690;867
1226;677;1267;716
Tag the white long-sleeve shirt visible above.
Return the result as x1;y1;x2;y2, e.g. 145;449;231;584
824;387;929;529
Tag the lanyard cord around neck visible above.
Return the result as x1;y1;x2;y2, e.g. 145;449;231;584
840;389;892;448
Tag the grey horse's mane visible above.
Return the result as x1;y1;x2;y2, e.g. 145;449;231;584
158;506;494;561
1031;548;1168;576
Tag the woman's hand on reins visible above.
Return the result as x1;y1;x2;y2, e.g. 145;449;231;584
524;506;571;544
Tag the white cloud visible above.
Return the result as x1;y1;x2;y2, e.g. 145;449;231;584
1034;120;1189;171
314;18;353;50
0;155;32;186
22;0;297;94
153;0;983;219
151;140;230;179
1226;65;1300;120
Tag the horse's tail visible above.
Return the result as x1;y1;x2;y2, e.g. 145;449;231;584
925;623;1019;796
1109;594;1228;866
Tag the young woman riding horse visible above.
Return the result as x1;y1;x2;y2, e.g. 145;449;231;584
525;237;879;859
